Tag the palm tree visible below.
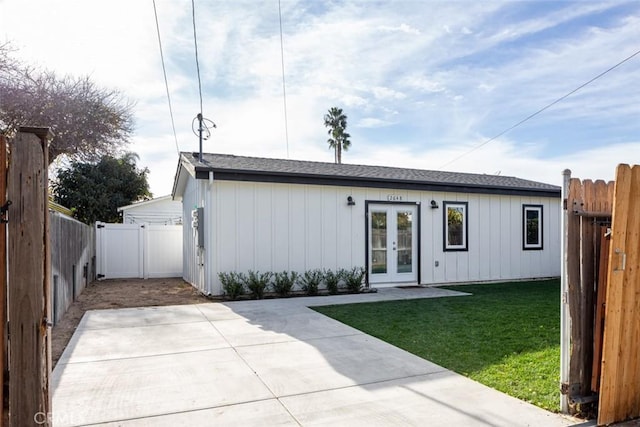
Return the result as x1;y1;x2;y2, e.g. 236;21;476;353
323;107;351;164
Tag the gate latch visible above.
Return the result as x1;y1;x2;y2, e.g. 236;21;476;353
614;248;626;272
0;200;11;223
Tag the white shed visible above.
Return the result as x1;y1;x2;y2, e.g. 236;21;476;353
117;195;183;225
172;152;561;296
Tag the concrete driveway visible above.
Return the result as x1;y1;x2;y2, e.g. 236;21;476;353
52;287;576;426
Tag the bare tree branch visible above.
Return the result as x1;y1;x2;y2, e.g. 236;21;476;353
0;43;135;164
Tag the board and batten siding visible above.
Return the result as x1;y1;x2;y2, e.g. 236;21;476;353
210;181;364;296
417;191;560;284
199;180;559;295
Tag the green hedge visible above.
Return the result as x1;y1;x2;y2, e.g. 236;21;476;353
218;267;366;300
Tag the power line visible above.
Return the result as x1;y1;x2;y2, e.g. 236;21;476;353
191;0;214;162
278;0;290;158
152;0;180;155
438;47;640;170
191;0;203;117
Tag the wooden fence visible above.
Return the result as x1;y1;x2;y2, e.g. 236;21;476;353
0;128;99;425
598;164;640;425
0;135;6;425
7;128;52;426
50;211;95;325
562;165;640;425
562;174;614;412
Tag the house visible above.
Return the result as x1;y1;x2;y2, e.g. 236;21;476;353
172;152;561;296
117;195;182;225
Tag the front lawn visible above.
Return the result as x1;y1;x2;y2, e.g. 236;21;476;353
313;280;561;411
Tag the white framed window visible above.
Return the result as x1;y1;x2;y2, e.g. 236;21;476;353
443;201;468;251
523;204;543;250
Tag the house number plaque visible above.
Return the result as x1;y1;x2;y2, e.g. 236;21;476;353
387;195;403;201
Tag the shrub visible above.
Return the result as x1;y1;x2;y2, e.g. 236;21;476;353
323;269;341;295
219;272;245;300
336;268;349;290
344;267;366;293
245;270;272;299
298;269;323;296
272;271;298;297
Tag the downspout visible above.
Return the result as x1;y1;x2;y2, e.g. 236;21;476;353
205;170;214;295
560;169;571;413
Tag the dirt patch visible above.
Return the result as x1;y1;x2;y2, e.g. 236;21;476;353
52;278;212;367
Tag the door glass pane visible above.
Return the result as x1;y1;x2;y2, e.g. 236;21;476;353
371;212;387;274
396;211;412;273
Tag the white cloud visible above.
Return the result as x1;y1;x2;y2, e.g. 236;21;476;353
339;94;369;108
371;86;406;100
401;74;446;93
2;0;639;197
357;118;394;128
378;23;421;35
353;137;640;189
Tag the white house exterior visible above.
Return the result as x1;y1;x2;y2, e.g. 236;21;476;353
117;195;183;225
172;152;561;296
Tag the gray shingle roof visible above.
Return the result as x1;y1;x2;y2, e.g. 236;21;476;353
182;152;560;196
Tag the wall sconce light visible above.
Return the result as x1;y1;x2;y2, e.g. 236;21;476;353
347;196;356;206
430;200;439;209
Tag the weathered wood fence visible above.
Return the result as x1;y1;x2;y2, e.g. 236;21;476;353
50;211;95;325
0;135;7;426
6;128;53;426
0;128;98;425
561;164;640;425
561;173;614;413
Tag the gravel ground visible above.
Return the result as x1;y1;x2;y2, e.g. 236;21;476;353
52;277;211;367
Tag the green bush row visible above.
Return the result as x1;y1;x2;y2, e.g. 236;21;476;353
218;267;366;300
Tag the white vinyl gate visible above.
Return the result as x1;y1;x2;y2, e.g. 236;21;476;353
96;222;183;279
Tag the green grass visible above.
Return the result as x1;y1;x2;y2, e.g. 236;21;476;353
313;279;561;411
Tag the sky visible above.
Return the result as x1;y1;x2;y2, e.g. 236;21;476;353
1;0;639;196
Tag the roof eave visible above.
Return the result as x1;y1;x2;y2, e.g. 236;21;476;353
197;168;560;197
172;154;197;200
117;195;173;212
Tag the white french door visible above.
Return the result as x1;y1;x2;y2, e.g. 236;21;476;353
368;204;418;284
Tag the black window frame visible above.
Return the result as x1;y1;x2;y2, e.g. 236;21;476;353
523;204;543;250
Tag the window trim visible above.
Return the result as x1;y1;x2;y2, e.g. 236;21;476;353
523;204;543;250
443;201;468;252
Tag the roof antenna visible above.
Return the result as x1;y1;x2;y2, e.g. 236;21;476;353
191;0;216;163
192;114;217;163
198;113;203;162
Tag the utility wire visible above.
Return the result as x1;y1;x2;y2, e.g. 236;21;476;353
152;0;180;155
439;47;640;170
192;0;204;117
278;0;290;158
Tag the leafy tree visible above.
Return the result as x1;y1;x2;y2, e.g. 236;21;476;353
323;107;351;164
0;42;134;164
52;152;151;224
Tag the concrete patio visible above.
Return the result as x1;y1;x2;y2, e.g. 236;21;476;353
53;287;577;426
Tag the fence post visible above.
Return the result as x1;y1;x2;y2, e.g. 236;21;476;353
560;169;571;413
7;128;52;426
0;135;7;425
